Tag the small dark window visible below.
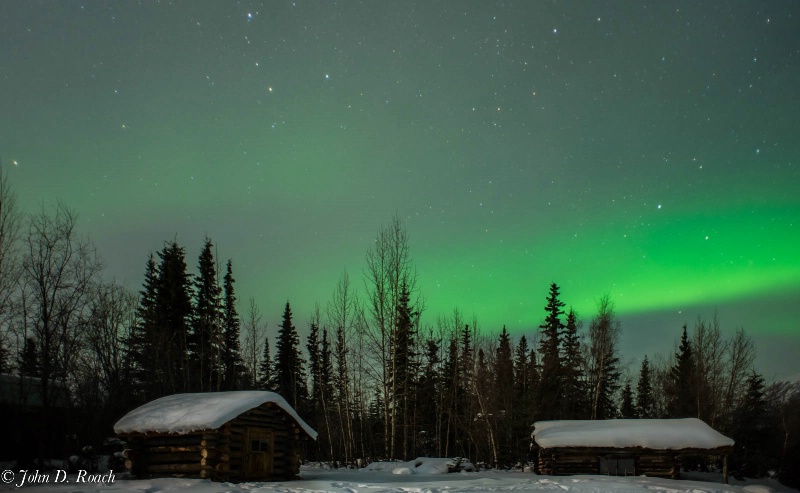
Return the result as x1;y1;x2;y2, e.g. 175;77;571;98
251;439;271;452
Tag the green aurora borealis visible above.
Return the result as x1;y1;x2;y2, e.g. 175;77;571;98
2;1;799;378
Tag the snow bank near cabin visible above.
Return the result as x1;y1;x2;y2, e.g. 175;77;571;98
113;391;317;440
533;418;733;450
362;457;476;475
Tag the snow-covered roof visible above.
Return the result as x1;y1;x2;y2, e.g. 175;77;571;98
532;418;733;451
114;391;317;440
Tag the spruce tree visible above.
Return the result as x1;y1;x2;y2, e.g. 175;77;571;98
493;326;514;464
333;321;354;462
190;237;222;391
305;319;322;460
306;321;321;408
258;336;271;390
668;325;697;417
512;335;534;464
459;324;473;390
320;328;333;398
528;346;540;410
127;253;159;402
494;326;514;407
513;336;530;399
636;356;656;418
619;380;637;418
317;327;335;461
441;335;462;457
417;334;441;457
155;240;194;395
271;302;307;410
391;280;417;459
320;327;334;406
458;324;474;457
561;308;587;419
731;370;772;478
221;260;243;390
18;337;40;377
536;283;565;420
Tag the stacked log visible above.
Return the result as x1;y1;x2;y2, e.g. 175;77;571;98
121;431;228;480
538;450;600;475
537;451;556;475
537;448;681;478
637;453;678;478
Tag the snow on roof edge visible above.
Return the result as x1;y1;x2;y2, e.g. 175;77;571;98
531;418;733;451
114;391;317;440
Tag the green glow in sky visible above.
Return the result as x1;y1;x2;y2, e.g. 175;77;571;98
2;1;799;379
417;203;800;328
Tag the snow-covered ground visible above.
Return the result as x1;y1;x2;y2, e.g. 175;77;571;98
2;459;797;493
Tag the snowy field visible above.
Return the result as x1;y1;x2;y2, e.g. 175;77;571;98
2;459;797;493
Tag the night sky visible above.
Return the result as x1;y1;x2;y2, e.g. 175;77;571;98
2;1;798;380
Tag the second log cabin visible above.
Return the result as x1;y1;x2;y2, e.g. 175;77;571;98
531;418;734;483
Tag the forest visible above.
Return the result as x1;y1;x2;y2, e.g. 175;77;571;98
0;170;798;488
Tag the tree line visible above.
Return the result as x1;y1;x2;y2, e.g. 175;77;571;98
0;170;798;486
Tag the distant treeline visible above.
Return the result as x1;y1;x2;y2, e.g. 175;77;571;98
0;170;798;487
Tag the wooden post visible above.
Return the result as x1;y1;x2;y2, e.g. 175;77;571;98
722;455;728;484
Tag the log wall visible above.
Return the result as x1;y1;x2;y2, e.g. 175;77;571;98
123;429;229;481
538;451;601;475
637;453;678;479
537;448;681;479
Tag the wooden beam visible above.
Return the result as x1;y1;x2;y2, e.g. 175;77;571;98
722;455;728;484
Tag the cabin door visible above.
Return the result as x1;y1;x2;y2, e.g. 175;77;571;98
245;428;275;479
599;455;635;476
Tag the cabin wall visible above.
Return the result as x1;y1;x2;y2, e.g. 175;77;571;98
538;448;679;479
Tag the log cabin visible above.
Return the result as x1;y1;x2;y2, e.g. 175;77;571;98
114;391;317;482
531;418;734;483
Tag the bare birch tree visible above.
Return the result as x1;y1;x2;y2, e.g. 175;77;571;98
587;295;621;420
327;270;359;462
721;327;755;425
362;215;417;459
692;313;728;426
0;167;21;371
19;202;102;460
241;297;266;389
82;280;138;414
